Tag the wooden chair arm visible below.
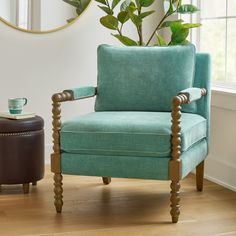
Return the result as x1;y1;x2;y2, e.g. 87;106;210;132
169;88;207;181
51;87;96;173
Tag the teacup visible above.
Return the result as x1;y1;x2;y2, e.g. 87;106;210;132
8;98;27;114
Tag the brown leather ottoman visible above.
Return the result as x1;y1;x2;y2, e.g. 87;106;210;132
0;116;44;193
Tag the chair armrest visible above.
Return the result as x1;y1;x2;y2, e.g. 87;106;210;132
178;87;207;104
52;86;97;103
63;86;96;100
51;86;96;173
169;88;207;181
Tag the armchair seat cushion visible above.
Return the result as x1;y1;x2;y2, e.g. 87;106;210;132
61;112;206;158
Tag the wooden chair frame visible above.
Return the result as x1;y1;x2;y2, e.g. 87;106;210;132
51;88;207;223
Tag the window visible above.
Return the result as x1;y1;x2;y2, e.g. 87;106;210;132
197;0;236;89
16;0;31;30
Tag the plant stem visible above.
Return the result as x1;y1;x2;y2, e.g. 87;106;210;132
137;8;143;46
117;27;122;36
138;25;143;46
146;12;170;46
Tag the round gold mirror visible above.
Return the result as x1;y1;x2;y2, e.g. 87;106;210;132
0;0;91;33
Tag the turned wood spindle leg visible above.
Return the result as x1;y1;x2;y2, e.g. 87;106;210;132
54;173;63;213
102;177;111;185
23;183;30;194
196;160;204;192
51;93;70;214
169;95;187;223
170;180;181;223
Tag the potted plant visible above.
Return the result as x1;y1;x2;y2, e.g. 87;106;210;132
95;0;200;46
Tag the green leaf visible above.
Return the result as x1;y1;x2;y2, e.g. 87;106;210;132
177;0;182;8
63;0;79;8
95;0;107;4
129;12;142;26
169;21;183;33
112;34;138;46
160;19;183;28
183;23;201;29
170;39;189;46
112;0;122;9
139;10;155;19
135;0;141;9
156;33;167;46
164;0;176;14
169;22;201;45
177;4;199;14
98;5;114;14
76;7;83;15
76;0;91;15
67;17;76;23
171;0;182;8
170;22;189;44
171;29;189;44
118;11;130;23
139;0;155;7
100;15;119;30
82;0;91;8
120;0;131;11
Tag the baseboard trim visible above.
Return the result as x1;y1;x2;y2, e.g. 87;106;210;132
205;157;236;192
204;174;236;192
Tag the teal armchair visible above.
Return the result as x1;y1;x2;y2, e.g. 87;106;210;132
51;45;211;223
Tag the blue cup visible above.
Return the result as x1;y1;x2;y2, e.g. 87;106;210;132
8;98;27;114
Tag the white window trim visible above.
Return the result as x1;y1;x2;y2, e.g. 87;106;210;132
16;0;31;30
195;0;236;92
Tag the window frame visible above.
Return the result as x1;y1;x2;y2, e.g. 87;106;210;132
195;0;236;90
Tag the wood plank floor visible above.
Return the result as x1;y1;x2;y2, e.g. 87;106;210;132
0;166;236;236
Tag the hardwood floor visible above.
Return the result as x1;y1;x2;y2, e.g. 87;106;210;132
0;166;236;236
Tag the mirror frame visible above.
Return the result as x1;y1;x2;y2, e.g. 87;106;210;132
0;0;92;34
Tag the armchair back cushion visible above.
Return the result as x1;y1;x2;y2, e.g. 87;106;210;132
95;44;196;112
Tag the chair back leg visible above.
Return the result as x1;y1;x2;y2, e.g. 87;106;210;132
196;160;205;192
102;177;111;185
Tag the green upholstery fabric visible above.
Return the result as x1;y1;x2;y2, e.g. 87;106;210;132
61;139;207;180
181;54;211;115
194;54;211;144
61;111;206;157
64;86;96;100
61;153;170;180
181;139;207;178
179;87;202;103
95;44;196;112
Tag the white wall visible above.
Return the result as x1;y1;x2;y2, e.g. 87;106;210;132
205;90;236;191
0;1;160;162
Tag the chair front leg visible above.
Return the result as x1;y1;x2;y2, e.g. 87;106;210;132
54;173;63;213
170;180;181;223
169;95;188;223
169;89;207;223
51;92;72;213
